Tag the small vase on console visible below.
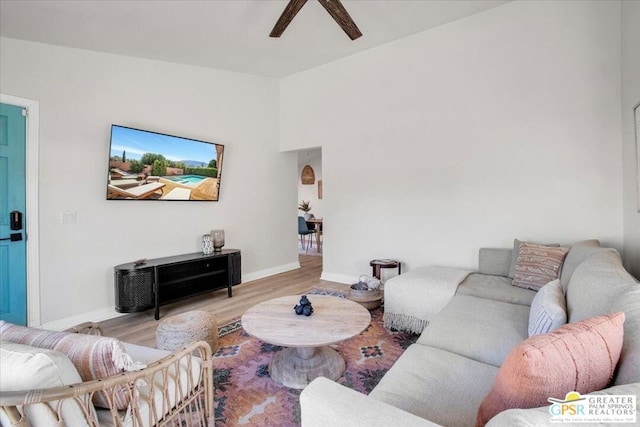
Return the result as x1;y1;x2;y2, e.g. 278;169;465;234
202;234;214;255
212;229;225;252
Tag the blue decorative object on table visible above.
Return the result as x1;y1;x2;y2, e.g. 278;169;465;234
293;295;314;316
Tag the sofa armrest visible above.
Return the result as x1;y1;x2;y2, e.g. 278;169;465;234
0;340;214;427
486;383;640;426
300;377;439;427
478;248;512;277
485;405;550;426
64;321;104;336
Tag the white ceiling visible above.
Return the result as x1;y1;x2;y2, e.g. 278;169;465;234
298;147;321;166
0;0;510;78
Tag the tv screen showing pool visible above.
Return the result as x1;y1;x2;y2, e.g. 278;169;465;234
106;125;224;201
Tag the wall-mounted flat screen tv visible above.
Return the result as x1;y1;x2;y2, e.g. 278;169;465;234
106;125;224;201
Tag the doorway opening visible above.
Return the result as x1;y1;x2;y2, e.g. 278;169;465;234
297;148;322;258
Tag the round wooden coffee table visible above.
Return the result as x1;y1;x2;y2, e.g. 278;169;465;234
241;295;371;389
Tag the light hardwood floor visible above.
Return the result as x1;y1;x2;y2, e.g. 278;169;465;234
99;255;347;348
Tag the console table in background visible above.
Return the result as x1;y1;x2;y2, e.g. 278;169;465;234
114;249;241;320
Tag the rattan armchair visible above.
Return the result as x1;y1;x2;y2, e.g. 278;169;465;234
0;340;214;426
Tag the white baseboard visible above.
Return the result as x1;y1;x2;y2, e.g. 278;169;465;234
320;271;359;285
39;307;128;331
242;261;301;283
37;261;302;330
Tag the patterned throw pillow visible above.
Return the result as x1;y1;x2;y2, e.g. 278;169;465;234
476;312;625;427
508;239;560;278
512;242;569;291
0;321;143;410
528;279;566;336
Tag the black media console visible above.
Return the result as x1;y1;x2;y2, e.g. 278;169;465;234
114;249;241;320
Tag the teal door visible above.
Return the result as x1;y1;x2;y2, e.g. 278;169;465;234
0;103;27;325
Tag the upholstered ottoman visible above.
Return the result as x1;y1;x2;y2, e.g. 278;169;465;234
156;310;219;353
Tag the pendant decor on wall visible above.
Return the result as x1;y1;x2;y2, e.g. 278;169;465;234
301;165;315;185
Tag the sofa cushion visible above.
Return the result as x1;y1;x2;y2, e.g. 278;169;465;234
528;279;566;336
301;377;440;427
370;344;498;427
416;295;529;367
565;249;636;323
559;242;603;290
0;341;92;427
485;383;640;427
97;343;203;427
508;239;560;278
478;248;512;277
122;342;171;363
0;321;143;410
512;242;569;291
476;312;625;426
456;273;536;306
612;285;640;386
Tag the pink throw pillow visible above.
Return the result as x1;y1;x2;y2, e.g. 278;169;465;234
476;312;625;427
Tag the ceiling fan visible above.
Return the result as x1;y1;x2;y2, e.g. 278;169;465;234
270;0;362;40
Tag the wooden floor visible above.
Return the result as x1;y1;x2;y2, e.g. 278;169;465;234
99;255;346;348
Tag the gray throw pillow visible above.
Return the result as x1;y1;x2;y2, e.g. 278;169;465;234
528;279;567;336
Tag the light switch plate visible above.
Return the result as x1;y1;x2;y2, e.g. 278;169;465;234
61;211;76;224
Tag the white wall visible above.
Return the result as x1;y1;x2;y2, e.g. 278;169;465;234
0;38;299;326
297;150;323;218
621;0;640;279
280;0;624;281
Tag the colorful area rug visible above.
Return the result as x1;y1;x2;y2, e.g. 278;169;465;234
213;289;418;426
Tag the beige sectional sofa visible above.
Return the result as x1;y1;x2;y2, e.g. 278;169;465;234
300;243;640;426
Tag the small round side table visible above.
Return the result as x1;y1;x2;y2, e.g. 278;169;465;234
370;259;401;280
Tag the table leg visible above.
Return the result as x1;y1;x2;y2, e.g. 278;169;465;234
226;255;233;297
268;346;345;389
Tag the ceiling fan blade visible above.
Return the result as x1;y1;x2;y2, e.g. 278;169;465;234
318;0;362;40
270;0;309;38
